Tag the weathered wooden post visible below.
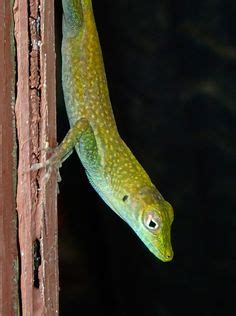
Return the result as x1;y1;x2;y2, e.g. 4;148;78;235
1;0;58;314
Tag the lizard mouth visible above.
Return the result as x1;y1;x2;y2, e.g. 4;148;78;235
142;238;174;262
130;224;174;261
159;249;173;262
150;245;173;262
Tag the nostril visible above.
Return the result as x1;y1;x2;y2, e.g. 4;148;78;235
165;249;173;260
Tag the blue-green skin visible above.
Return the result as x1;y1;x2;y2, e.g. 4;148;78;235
60;0;174;261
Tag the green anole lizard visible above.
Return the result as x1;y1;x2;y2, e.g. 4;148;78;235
40;0;174;261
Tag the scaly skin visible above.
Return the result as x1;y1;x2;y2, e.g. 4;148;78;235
58;0;174;261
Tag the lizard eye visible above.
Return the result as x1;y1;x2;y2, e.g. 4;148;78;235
143;210;160;231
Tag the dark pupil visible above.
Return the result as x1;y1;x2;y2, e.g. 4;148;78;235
148;219;157;228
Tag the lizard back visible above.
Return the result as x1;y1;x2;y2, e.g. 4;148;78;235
62;0;117;137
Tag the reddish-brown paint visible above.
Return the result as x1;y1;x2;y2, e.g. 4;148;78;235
14;0;58;314
0;0;19;315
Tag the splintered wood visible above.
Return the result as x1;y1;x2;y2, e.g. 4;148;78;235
14;0;59;315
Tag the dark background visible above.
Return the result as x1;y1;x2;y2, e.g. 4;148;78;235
55;1;236;315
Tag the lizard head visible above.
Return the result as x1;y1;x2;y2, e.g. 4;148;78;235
139;199;174;261
123;186;174;261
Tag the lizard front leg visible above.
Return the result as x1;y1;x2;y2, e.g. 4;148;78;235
31;118;89;170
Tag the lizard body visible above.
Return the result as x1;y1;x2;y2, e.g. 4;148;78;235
54;0;174;261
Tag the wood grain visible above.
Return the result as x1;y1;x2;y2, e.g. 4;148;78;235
0;0;19;315
14;0;58;314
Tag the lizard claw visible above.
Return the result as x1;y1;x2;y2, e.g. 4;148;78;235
30;160;50;171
